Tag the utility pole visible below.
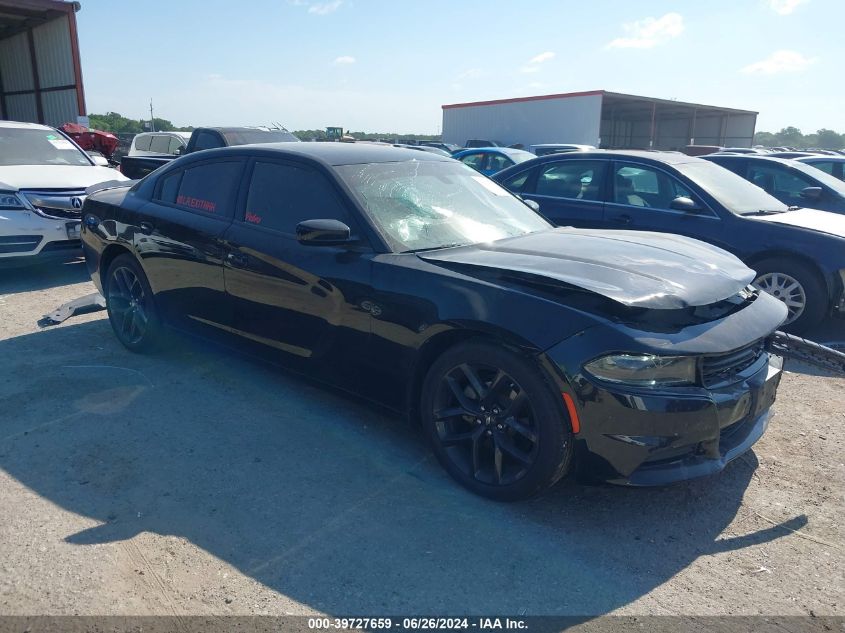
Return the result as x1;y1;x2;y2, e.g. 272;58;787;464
150;99;155;132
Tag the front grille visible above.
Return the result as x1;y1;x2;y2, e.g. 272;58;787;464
20;189;86;221
0;234;42;253
702;340;766;388
32;206;81;220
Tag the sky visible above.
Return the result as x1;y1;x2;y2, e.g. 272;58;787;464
76;0;843;134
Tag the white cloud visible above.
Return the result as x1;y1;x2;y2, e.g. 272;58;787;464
528;51;555;64
767;0;809;15
520;51;555;73
741;49;817;74
333;55;355;65
308;0;342;15
607;12;684;49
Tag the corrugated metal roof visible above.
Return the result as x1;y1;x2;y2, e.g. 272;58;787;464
442;90;758;116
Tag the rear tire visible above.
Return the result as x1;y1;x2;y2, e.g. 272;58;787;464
420;340;573;501
105;253;161;353
752;258;827;334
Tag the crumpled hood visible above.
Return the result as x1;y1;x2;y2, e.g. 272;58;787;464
750;208;845;239
419;228;755;309
0;165;126;190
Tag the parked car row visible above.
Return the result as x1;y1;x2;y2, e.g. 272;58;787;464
3;118;843;501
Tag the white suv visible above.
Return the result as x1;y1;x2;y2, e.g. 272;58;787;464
0;120;127;265
128;131;191;156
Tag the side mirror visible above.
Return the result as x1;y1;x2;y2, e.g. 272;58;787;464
669;196;703;213
296;219;351;245
91;154;109;167
175;146;185;156
800;186;822;200
523;199;541;213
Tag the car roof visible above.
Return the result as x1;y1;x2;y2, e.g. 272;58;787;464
797;155;845;163
196;141;452;166
705;154;801;166
0;120;54;131
531;149;706;165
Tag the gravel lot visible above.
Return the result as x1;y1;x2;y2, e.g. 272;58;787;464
0;257;843;617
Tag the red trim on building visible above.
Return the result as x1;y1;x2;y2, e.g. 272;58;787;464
442;90;605;110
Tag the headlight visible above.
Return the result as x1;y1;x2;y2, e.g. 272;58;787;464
584;354;697;388
0;193;28;210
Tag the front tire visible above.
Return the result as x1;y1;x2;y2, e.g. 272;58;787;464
420;340;573;501
105;253;161;353
752;258;827;334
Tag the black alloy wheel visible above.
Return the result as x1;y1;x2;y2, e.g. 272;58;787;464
434;363;539;486
106;254;160;352
421;340;573;501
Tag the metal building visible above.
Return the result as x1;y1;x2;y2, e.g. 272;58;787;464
0;0;85;126
442;90;758;151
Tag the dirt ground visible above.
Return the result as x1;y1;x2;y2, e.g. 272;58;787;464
0;258;842;617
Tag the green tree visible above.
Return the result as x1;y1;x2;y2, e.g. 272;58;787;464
815;128;843;149
776;126;804;148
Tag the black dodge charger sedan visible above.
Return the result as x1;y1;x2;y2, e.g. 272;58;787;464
81;143;787;500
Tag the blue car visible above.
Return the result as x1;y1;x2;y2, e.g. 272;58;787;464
703;154;845;215
494;150;845;333
453;147;534;176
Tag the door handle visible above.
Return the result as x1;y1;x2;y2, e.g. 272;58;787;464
612;214;632;225
226;251;248;268
139;221;154;235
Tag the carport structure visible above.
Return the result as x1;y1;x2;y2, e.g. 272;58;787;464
441;90;758;151
0;0;85;126
600;91;757;150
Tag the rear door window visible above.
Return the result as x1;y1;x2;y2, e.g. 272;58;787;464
459;152;487;171
243;161;351;235
149;135;171;154
133;135;152;152
534;160;606;201
167;161;243;219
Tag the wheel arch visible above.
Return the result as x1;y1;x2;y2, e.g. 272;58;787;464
99;243;137;293
405;323;566;427
744;249;835;302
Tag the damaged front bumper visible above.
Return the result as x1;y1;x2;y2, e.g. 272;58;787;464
543;291;789;486
598;355;783;486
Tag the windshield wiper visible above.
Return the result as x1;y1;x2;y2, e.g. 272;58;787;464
745;209;788;216
404;243;467;253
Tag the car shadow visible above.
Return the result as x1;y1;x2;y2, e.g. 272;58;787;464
0;256;88;294
0;320;807;615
